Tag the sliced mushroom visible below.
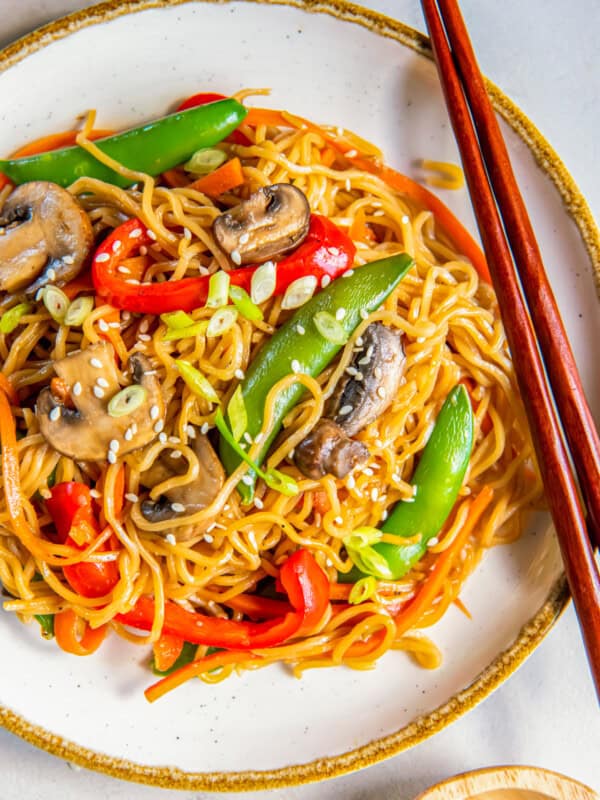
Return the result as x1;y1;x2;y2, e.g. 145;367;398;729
0;181;93;295
36;341;164;461
294;323;405;479
139;432;224;541
213;183;310;265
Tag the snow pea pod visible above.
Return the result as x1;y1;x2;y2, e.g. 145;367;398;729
219;253;414;503
0;99;247;188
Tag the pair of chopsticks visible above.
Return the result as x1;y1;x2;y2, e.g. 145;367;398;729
421;0;600;698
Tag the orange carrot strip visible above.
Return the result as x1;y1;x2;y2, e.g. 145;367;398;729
345;628;387;658
453;596;472;619
62;274;94;299
189;157;244;197
161;168;189;188
0;387;36;546
145;650;262;702
0;374;19;406
54;608;107;656
153;633;185;672
394;486;494;638
329;583;352;601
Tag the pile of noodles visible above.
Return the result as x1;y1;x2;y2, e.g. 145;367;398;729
0;89;543;686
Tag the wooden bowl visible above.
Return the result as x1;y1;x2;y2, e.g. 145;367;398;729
416;766;599;800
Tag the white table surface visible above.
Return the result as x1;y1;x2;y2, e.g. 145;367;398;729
1;1;598;798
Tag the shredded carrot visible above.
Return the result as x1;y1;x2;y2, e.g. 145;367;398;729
453;596;472;619
50;377;73;408
161;168;189;188
0;387;33;543
223;594;291;620
0;129;113;191
54;608;107;656
321;147;337;167
145;650;262;702
394;486;494;638
62;274;94;299
153;632;185;672
345;628;387;658
349;207;375;243
243;107;490;282
329;583;352;601
120;255;150;282
189;157;244;197
0;373;19;406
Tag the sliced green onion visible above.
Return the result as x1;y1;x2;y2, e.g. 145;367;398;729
0;302;32;334
227;385;248;442
250;261;276;304
162;321;208;341
184;148;227;175
348;576;378;605
176;360;220;404
263;468;299;496
41;286;70;324
281;275;318;309
207;307;238;337
64;295;94;327
214;409;298;497
313;310;348;345
343;527;392;580
107;384;147;417
160;310;195;329
206;270;230;309
229;285;263;321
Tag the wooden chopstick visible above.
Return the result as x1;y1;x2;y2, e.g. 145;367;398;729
435;0;600;551
421;0;600;698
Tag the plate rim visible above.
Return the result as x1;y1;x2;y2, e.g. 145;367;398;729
0;0;595;791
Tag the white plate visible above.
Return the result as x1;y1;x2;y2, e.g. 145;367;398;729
0;0;598;791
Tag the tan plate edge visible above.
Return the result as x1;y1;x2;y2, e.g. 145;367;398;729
415;765;600;800
0;0;595;791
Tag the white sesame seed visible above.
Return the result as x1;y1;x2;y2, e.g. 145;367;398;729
49;406;61;422
321;275;331;289
381;509;389;521
124;428;133;441
345;178;352;192
358;355;371;366
117;267;130;277
254;432;264;444
171;502;185;513
346;474;356;489
125;493;138;503
131;422;138;434
159;432;168;443
139;319;150;334
170;450;183;459
138;333;151;341
401;215;410;225
339;404;353;416
63;254;75;265
335;307;346;321
342;269;354;278
90;357;103;368
112;240;122;254
234;368;245;380
373;210;385;217
355;372;364;382
346;366;358;377
98;319;109;332
413;485;418;497
375;439;384;448
254;497;264;509
153;420;164;433
356;336;364;346
109;439;120;452
165;533;177;545
291;359;301;374
371;488;379;501
169;436;181;444
200;422;210;435
377;386;386;399
93;386;105;398
243;432;253;444
360;310;369;320
239;232;250;245
129;227;143;239
374;366;383;380
107;451;117;464
150;404;160;420
183;227;192;241
230;249;242;266
95;253;110;263
241;474;254;486
89;489;101;499
204;533;214;543
345;149;358;158
328;247;340;256
334;516;343;525
96;377;109;388
72;381;82;397
186;425;196;439
336;127;344;136
364;467;374;477
108;321;121;329
296;323;306;335
428;537;439;547
147;230;158;241
47;268;57;281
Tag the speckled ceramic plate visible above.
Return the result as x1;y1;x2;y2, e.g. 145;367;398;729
0;0;598;792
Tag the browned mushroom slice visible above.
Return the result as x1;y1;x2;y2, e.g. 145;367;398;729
294;323;405;479
0;181;93;295
36;341;164;461
139;432;225;541
213;183;310;265
293;418;369;480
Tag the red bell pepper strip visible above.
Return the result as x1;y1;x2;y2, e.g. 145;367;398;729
46;482;119;599
116;548;330;649
92;214;355;314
